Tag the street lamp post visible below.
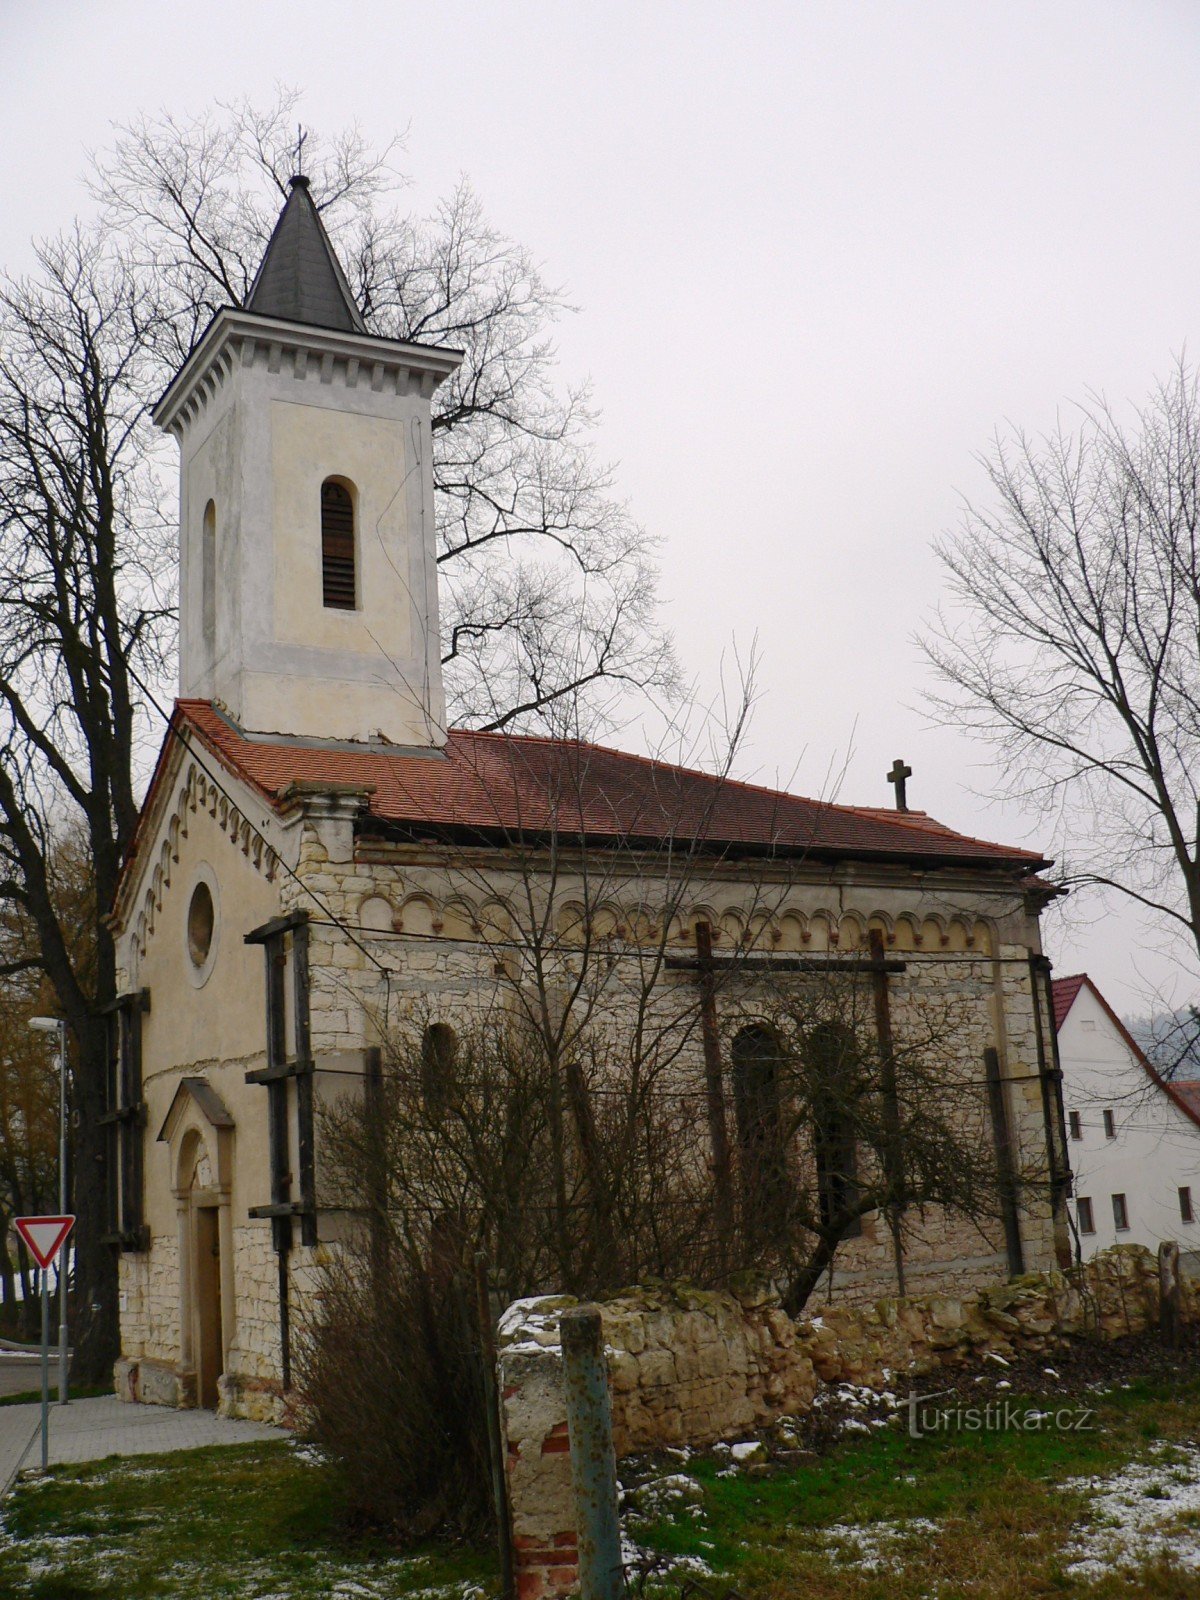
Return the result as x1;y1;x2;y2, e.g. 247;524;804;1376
28;1017;69;1404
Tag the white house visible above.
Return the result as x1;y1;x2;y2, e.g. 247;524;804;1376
1055;974;1200;1261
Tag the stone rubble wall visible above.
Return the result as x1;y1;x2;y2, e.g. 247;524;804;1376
499;1245;1183;1600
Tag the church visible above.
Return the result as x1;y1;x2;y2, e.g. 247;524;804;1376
109;176;1072;1418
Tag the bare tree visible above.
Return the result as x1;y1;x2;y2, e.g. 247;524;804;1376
93;91;678;731
924;360;1200;971
0;231;172;1377
304;890;1021;1534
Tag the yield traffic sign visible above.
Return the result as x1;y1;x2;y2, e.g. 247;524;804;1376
15;1216;75;1271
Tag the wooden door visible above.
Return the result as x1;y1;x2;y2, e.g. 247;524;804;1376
195;1207;223;1409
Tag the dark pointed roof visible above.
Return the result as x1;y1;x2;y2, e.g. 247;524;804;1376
244;175;367;334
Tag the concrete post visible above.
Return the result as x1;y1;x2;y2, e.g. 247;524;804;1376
560;1307;622;1600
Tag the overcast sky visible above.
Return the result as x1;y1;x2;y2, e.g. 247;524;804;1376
4;0;1200;1013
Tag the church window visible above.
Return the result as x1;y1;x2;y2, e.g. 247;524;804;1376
808;1023;862;1239
321;478;357;609
201;499;216;650
421;1023;459;1112
731;1025;788;1222
187;880;215;968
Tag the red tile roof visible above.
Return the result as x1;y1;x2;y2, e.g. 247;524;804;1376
1051;974;1088;1030
168;699;1048;870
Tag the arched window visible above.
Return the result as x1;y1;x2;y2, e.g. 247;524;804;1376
420;1023;458;1113
201;500;216;651
320;478;357;609
807;1023;862;1239
731;1025;788;1223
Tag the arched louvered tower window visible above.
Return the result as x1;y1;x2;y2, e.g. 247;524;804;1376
321;478;357;609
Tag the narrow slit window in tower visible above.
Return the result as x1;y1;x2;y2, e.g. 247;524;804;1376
202;499;217;651
321;479;357;609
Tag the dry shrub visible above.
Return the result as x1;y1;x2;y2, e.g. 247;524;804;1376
299;980;1018;1536
296;1245;491;1539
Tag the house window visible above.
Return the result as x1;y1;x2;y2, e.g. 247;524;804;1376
1181;1187;1194;1224
321;478;357;609
1069;1111;1082;1140
1077;1196;1095;1235
1103;1109;1116;1139
1112;1193;1129;1231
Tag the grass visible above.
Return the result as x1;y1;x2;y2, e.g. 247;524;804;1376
627;1377;1200;1598
4;1380;1200;1598
0;1441;497;1599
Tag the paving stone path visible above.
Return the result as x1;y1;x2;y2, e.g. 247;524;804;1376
0;1395;286;1495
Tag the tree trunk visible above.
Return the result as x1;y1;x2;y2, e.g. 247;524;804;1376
14;1238;36;1342
0;1226;14;1333
69;1016;119;1385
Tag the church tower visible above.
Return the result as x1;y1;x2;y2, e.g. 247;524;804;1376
152;177;463;746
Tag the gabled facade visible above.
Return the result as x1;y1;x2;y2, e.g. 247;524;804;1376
1056;974;1200;1261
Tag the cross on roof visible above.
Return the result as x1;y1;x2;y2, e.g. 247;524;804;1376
887;758;912;812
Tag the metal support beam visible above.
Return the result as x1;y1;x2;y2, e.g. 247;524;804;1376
693;922;733;1249
984;1045;1025;1276
246;914;316;1392
868;928;906;1296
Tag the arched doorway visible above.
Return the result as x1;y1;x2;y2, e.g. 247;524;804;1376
187;1141;224;1409
158;1079;236;1410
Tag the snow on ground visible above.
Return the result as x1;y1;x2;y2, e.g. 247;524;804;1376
1061;1441;1200;1578
820;1517;940;1573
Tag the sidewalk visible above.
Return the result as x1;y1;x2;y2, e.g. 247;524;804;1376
0;1395;286;1494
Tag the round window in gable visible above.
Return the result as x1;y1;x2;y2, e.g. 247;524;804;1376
187;880;215;968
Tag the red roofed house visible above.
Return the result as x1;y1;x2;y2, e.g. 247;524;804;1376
108;179;1072;1419
1055;975;1200;1261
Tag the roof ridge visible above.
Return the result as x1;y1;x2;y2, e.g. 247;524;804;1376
448;729;1041;856
168;701;1046;869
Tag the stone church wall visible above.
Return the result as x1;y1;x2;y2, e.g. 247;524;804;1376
115;778;1064;1421
281;807;1064;1315
500;1246;1178;1599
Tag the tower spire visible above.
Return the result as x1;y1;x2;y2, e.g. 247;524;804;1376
244;175;366;334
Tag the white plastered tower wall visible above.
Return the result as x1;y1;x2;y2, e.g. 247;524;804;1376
1059;979;1200;1260
153;310;462;747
